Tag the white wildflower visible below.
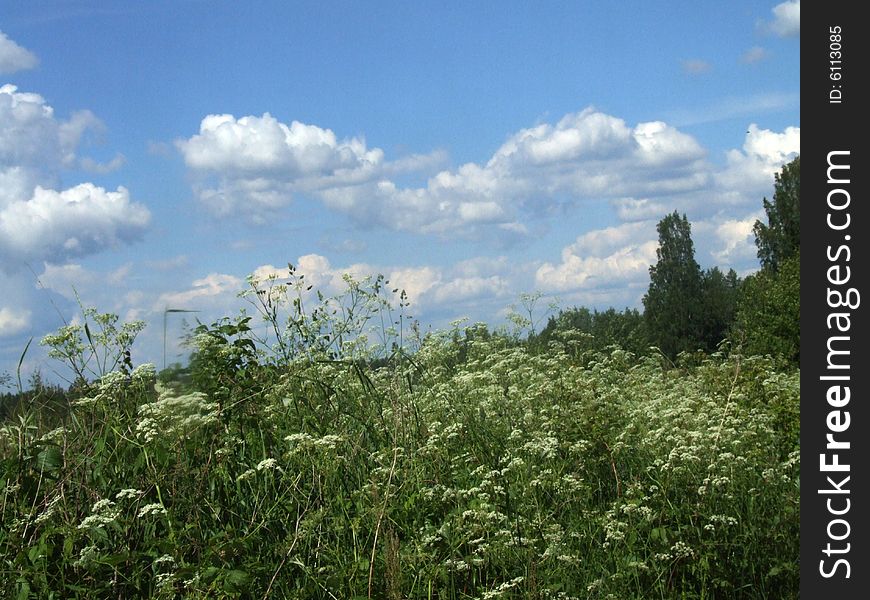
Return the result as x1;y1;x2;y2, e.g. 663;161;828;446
91;499;115;513
131;363;156;383
78;498;120;530
236;469;256;482
671;541;695;559
256;458;281;471
136;389;218;443
116;488;144;500
74;544;100;567
138;503;167;518
78;513;117;529
154;554;176;567
312;434;344;449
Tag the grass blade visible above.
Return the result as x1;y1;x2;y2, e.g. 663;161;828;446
17;336;32;393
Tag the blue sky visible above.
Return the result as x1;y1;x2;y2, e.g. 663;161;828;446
1;0;799;384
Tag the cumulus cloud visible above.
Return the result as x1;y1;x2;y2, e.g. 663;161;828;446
0;31;38;74
38;263;97;298
176;113;385;215
0;85;150;269
247;253;513;316
716;124;800;198
0;306;31;337
768;0;800;37
176;109;797;295
325;110;708;235
179;107;710;236
0;184;150;265
709;215;762;265
534;207;774;301
535;222;659;293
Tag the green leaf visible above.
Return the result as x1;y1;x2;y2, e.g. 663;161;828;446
35;446;63;472
16;580;30;600
222;569;251;593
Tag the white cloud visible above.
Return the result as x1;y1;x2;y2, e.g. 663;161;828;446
179;113;383;175
179;107;711;236
0;31;38;74
178;109;800;252
741;124;800;163
248;253;513;316
176;113;385;214
0;85;150;269
386;266;441;304
535;222;659;293
38;263;97;299
0;306;31;337
769;0;800;37
709;215;762;264
156;273;242;309
611;198;669;222
534;206;774;302
0;184;150;265
716;124;800;198
322;109;709;236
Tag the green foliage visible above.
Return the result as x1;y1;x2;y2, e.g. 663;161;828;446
39;300;145;387
733;252;800;363
0;376;70;428
754;156;800;272
699;267;741;352
732;158;801;364
2;275;799;598
534;306;648;357
643;212;705;359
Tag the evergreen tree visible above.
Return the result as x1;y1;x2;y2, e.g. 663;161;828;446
643;212;704;359
754;156;800;272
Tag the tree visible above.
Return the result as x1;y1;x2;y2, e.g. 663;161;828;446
733;158;801;362
733;252;800;362
754;155;800;272
643;212;704;359
533;306;648;356
699;267;740;352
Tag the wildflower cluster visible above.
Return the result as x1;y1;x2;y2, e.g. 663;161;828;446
1;290;799;599
135;382;218;443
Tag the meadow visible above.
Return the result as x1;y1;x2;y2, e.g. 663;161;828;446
0;272;799;599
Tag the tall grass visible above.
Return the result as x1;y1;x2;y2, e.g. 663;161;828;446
0;274;798;599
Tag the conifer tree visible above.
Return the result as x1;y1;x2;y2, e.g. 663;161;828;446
643;212;704;359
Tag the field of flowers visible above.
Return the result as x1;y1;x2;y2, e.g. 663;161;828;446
0;277;799;599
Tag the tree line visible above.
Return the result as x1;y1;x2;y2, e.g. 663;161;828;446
534;156;800;364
